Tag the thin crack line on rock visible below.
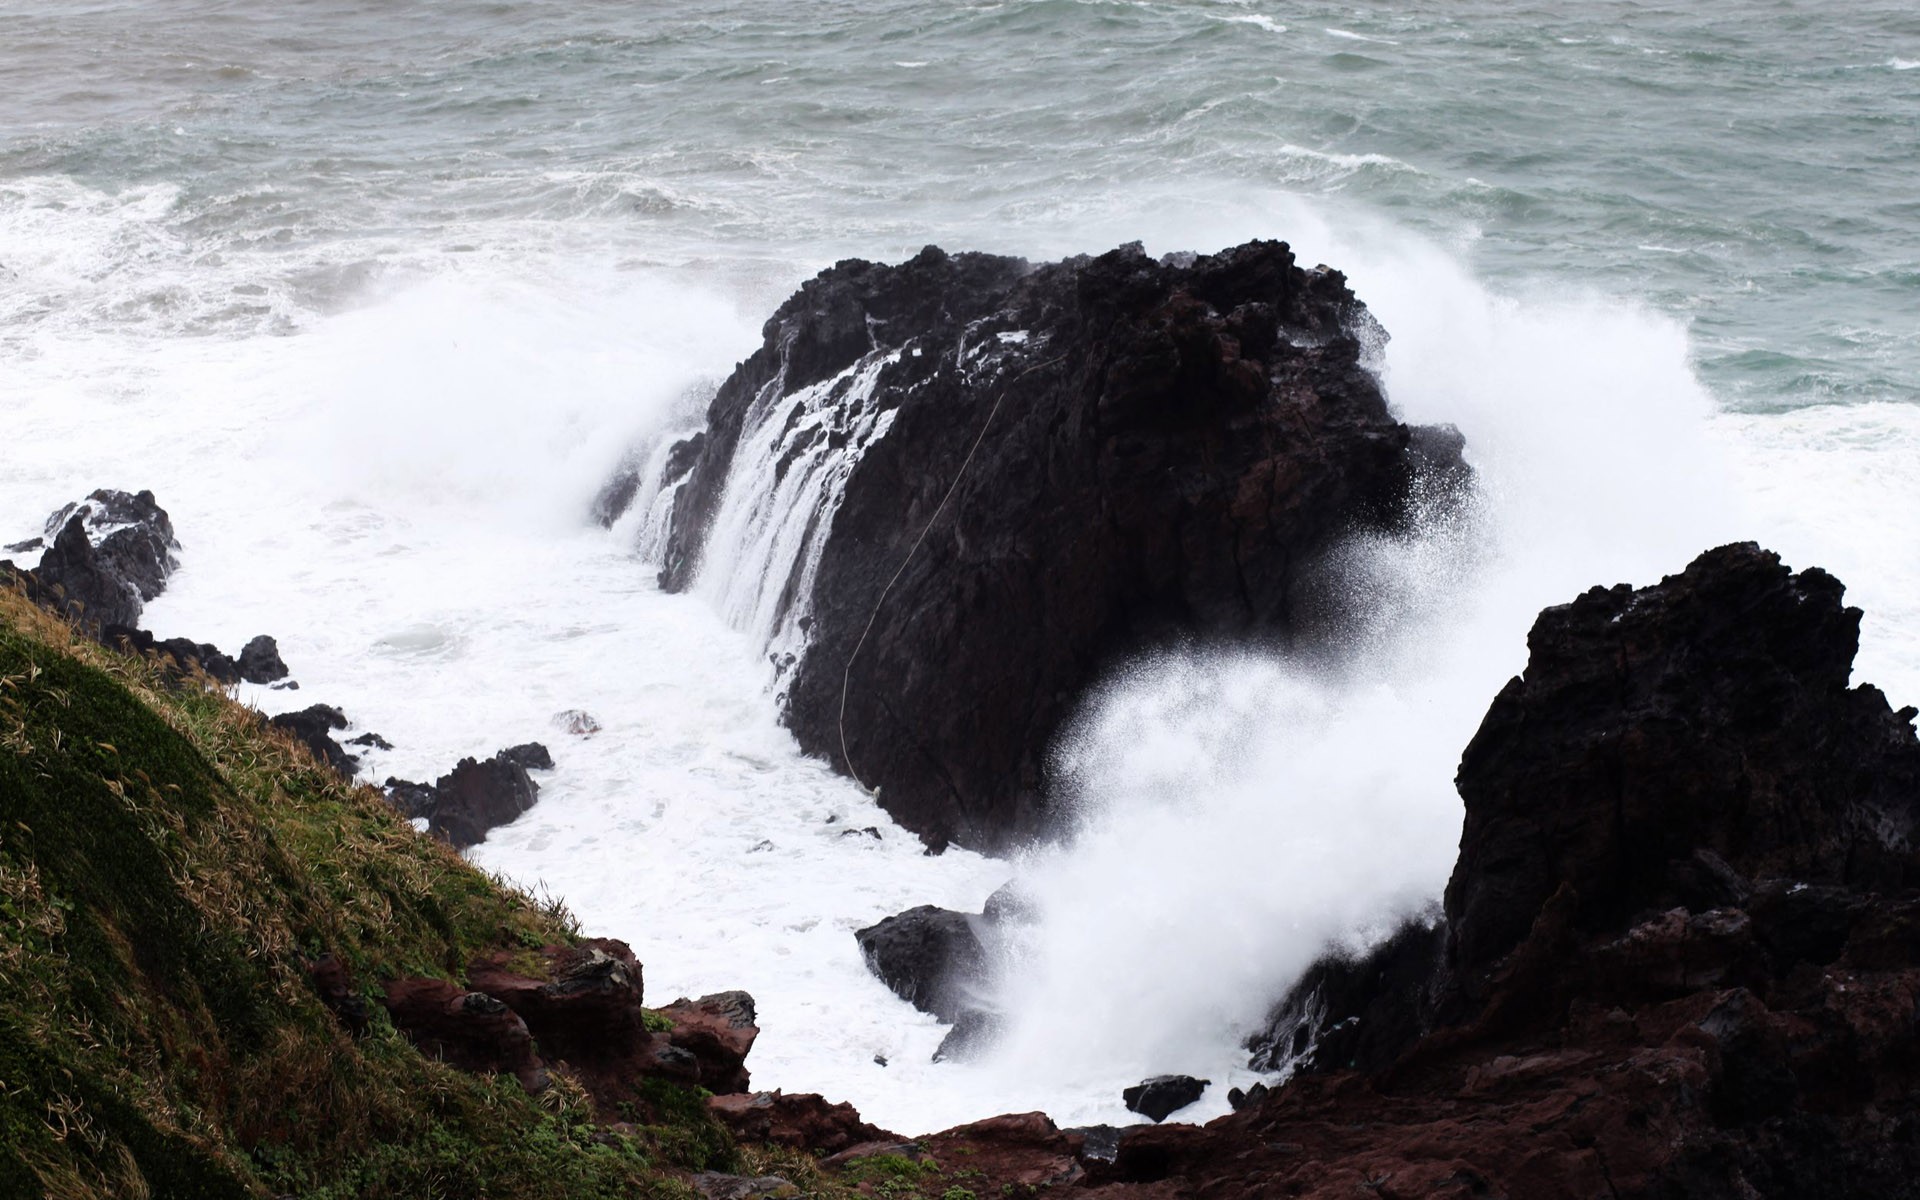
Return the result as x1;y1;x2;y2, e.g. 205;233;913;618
836;352;1067;793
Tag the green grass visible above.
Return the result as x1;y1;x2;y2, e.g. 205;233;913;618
0;587;732;1199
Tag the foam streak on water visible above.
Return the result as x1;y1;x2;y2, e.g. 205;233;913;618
694;350;903;665
3;0;1917;1136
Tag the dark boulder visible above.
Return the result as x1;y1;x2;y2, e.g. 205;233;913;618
854;905;987;1024
501;741;554;771
1246;915;1446;1078
269;704;355;778
30;490;180;630
1122;1075;1208;1123
651;241;1466;851
428;751;540;849
1445;541;1920;984
236;634;288;684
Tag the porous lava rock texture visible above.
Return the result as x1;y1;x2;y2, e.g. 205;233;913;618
1205;543;1920;1198
649;240;1464;851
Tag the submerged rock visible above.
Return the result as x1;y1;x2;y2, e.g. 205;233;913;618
501;741;555;771
649;240;1465;851
1122;1075;1209;1123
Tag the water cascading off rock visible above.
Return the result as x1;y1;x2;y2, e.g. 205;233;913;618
622;239;1468;852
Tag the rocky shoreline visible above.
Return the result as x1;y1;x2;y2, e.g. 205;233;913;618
7;239;1917;1198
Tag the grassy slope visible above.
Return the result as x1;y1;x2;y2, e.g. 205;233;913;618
0;586;731;1199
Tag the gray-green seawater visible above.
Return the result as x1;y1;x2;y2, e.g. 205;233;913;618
4;0;1916;409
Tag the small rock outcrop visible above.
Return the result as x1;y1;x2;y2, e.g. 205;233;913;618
22;489;179;630
269;704;355;778
706;1092;893;1156
1203;544;1920;1199
383;744;555;849
643;241;1466;851
1121;1075;1208;1123
854;905;988;1024
381;977;549;1093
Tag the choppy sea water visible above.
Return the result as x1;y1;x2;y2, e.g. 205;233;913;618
3;0;1916;1132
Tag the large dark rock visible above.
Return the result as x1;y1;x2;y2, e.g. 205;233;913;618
1446;541;1920;983
236;635;288;684
1246;915;1446;1078
854;905;988;1024
650;241;1465;851
428;751;540;850
29;490;179;630
1175;544;1920;1200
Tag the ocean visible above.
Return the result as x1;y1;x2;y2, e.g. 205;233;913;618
3;0;1916;1133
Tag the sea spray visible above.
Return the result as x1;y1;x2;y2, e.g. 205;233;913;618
952;233;1746;1126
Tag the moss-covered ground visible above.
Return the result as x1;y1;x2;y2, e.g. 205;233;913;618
0;585;729;1199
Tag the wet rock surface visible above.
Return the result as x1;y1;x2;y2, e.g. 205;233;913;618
854;905;988;1024
9;489;180;631
1122;1075;1209;1123
650;240;1466;851
384;744;556;849
235;634;288;683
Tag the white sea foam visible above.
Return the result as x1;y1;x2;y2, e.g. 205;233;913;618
936;220;1753;1127
7;174;1913;1137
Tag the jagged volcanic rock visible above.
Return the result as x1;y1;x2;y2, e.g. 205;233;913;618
381;977;549;1093
27;489;179;630
269;703;356;778
646;240;1465;851
706;1092;893;1156
101;624;242;685
656;991;760;1095
427;752;540;850
1446;540;1920;981
1201;543;1920;1199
